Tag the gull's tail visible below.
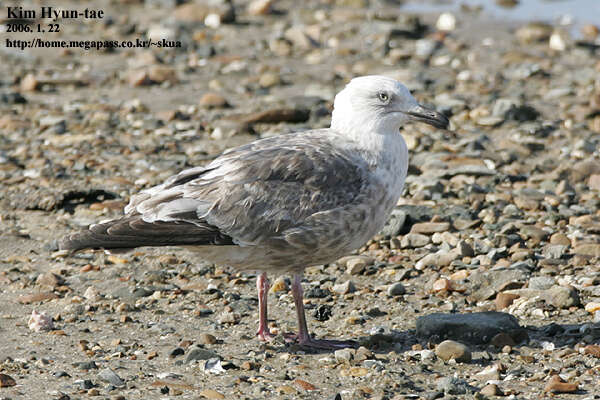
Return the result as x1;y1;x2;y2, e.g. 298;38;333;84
58;216;234;252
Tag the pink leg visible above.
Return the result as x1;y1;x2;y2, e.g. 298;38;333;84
256;272;275;341
291;274;357;350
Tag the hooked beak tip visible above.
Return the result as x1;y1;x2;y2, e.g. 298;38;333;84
404;104;450;130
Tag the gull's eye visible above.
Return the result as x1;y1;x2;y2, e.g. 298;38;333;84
378;92;389;103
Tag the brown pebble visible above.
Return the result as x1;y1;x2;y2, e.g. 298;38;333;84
480;383;502;396
294;378;318;391
20;73;39;91
0;373;16;387
583;344;600;358
432;278;452;292
199;92;229;109
495;292;520;310
198;333;217;345
544;375;578;393
18;292;59;304
147;351;158;360
120;315;132;323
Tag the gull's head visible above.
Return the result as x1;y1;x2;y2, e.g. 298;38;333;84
331;75;449;135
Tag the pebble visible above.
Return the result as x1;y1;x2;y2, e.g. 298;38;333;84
98;368;125;387
410;222;450;234
247;0;273;16
28;310;54;332
199;389;226;399
199;93;229;108
416;312;527;345
435;340;471;362
333;280;356;295
401;233;430;248
185;346;220;363
480;383;502;396
198;333;217;344
345;256;371;275
387;282;406;296
436;13;456;31
0;374;16;387
544;375;578;393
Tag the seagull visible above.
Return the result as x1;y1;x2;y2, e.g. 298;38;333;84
59;75;449;349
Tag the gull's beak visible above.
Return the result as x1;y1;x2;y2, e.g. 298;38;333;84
404;104;449;130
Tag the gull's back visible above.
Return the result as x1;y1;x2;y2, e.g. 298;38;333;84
59;129;400;271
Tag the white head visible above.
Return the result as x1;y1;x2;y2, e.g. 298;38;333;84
331;75;448;135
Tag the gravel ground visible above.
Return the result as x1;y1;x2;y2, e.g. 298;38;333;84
1;1;600;399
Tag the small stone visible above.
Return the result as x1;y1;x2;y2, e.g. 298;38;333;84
36;272;65;287
218;311;239;324
436;12;456;31
401;233;430;248
416;312;527;345
490;332;516;347
198;333;217;344
270;277;288;293
495;292;520;310
588;174;600;191
346;256;370;275
185;346;219;363
585;302;600;314
199;389;225;399
410;222;450;234
83;286;101;301
21;74;39;91
247;0;273;15
549;30;568;51
574;243;600;257
480;384;501;396
276;385;297;395
435;340;471;363
541;285;579;309
583;345;600;358
199;93;229;109
333;280;356;295
169;347;185;357
416;249;460;269
582;23;600;39
0;373;16;387
148;65;177;84
387;282;406;296
432;278;452;293
436;376;473;395
294;379;318;391
334;348;354;363
477;116;504;127
516;22;552;43
544;375;578;393
28;310;54;332
98;368;125;387
258;72;280;88
457;240;474;257
127;69;151;87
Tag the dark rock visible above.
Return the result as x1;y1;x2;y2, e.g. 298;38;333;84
75;379;95;389
305;287;330;298
1;92;27;104
416;312;528;345
313;304;332;321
